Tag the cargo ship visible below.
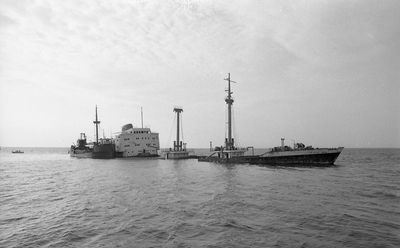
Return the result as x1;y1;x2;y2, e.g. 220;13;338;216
198;73;343;166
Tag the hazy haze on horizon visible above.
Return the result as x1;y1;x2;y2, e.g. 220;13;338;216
1;0;399;148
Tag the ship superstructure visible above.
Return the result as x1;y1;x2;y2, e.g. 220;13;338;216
69;133;93;158
114;124;160;157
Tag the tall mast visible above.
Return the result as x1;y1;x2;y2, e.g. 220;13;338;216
224;73;235;150
93;105;100;144
141;107;143;128
173;107;183;151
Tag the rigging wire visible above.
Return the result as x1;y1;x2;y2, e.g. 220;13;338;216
225;101;228;140
180;112;184;144
165;114;176;148
232;105;240;147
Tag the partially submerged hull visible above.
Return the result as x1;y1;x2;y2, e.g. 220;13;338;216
69;149;92;158
115;152;159;158
198;147;344;166
198;155;254;164
162;150;198;160
248;148;343;166
69;144;115;159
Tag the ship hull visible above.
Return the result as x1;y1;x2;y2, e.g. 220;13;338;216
198;155;254;164
162;151;197;159
92;144;115;159
198;148;343;166
115;152;159;158
69;150;92;158
248;151;342;166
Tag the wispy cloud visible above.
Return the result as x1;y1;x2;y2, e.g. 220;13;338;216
0;0;399;147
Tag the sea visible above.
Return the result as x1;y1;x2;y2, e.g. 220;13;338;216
0;148;399;248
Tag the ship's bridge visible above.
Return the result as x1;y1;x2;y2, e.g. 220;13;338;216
129;128;152;134
121;123;153;134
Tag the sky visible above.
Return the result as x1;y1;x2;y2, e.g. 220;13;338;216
0;0;399;148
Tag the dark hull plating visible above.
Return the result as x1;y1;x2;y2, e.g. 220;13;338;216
115;152;159;158
198;156;254;164
92;144;115;159
69;148;92;158
248;152;342;166
198;150;343;166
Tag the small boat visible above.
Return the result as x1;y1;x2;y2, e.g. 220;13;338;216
12;150;24;153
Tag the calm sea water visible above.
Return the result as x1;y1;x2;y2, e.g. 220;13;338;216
0;148;399;248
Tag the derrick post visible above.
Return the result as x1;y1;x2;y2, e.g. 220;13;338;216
173;107;183;151
93;105;101;144
224;73;234;150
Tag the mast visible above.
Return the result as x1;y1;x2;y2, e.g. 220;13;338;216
141;107;144;128
173;107;183;151
93;105;100;144
224;73;235;150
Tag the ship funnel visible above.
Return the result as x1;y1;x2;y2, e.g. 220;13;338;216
281;138;285;149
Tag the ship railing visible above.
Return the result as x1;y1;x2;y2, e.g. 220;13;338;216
206;151;218;158
160;148;195;153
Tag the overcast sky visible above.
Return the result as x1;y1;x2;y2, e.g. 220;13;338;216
0;0;399;148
